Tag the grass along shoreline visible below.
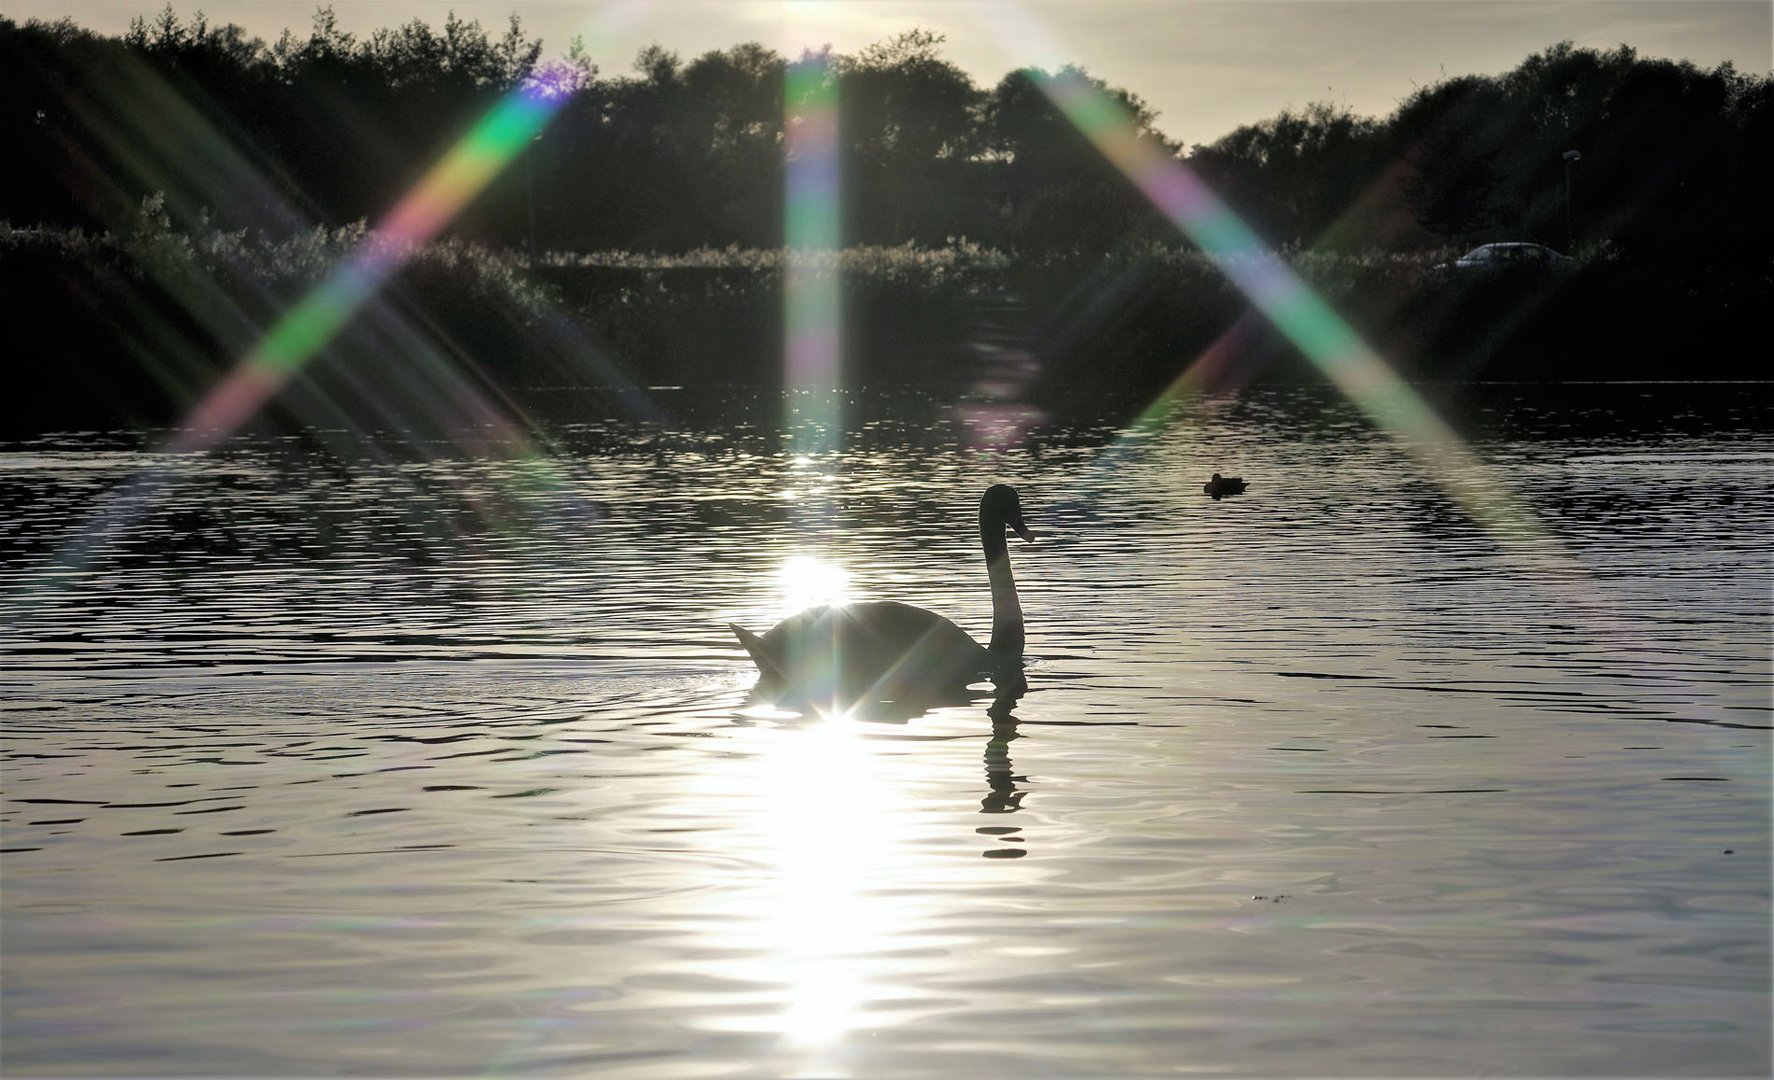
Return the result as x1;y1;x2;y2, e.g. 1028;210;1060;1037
5;212;1766;434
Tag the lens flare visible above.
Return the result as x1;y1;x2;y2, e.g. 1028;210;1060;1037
966;13;1753;720
35;12;664;583
783;50;844;513
784;54;843;393
1027;66;1551;545
171;86;567;453
966;5;1556;544
163;0;655;454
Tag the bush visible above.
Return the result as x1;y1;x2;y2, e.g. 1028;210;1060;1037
4;214;1768;434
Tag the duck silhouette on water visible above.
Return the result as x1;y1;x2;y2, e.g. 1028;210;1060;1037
1204;472;1248;499
730;484;1031;708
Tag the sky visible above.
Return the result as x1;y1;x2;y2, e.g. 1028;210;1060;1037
14;1;1772;145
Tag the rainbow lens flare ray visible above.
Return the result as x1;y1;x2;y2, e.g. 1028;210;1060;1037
780;50;845;585
38;16;652;581
171;85;568;454
784;54;843;396
1010;60;1555;558
972;17;1728;717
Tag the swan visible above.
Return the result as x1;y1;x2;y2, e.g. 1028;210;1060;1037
729;484;1032;703
1204;472;1248;499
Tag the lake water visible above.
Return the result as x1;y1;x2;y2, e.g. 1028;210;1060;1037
2;383;1769;1077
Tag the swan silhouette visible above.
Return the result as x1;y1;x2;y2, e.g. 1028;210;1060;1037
1204;472;1248;499
730;484;1032;703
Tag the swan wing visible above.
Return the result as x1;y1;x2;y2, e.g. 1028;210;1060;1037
729;623;780;679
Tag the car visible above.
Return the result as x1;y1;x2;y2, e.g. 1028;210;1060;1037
1441;242;1574;270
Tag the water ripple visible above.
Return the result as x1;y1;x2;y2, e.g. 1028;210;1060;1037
2;385;1769;1077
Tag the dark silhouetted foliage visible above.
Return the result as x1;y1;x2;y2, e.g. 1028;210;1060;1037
1388;43;1771;264
2;12;1770;435
3;13;1767;260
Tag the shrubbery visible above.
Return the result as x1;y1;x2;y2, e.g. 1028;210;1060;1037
8;207;1766;434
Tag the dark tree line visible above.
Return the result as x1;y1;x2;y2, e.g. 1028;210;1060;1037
2;8;1768;263
1194;42;1771;264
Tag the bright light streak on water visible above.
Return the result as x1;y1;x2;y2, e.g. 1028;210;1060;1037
764;716;891;1058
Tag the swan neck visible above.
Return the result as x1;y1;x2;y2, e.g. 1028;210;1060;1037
981;518;1024;658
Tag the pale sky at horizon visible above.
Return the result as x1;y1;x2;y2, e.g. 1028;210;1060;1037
12;1;1770;145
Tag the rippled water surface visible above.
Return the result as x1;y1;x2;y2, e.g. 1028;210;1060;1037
3;384;1769;1077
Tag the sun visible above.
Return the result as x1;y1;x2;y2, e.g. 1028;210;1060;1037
778;553;853;615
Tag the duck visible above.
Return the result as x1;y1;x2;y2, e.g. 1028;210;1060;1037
1204;472;1248;499
730;484;1032;704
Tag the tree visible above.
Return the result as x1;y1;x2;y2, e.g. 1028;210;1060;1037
983;65;1175;253
1190;102;1384;248
837;29;982;244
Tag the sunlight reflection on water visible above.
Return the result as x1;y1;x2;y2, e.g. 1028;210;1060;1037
1;385;1769;1077
763;718;889;1051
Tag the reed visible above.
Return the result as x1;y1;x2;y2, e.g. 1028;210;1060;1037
3;209;1765;434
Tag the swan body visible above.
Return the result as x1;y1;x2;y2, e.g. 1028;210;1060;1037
731;601;992;698
1204;473;1248;499
730;484;1031;703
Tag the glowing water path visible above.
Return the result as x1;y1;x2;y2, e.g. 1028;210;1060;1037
170;85;567;453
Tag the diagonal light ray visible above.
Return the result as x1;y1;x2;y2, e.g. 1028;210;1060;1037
966;5;1547;533
27;8;661;593
1028;65;1552;547
166;0;654;457
42;83;568;582
171;85;567;454
967;9;1747;726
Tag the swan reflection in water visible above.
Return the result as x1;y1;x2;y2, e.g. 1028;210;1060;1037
978;671;1031;858
983;671;1028;815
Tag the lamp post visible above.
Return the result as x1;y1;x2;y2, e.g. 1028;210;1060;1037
1562;149;1581;253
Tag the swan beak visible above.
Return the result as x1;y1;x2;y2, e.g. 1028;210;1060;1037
1011;521;1033;543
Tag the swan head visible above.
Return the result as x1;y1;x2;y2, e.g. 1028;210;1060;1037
981;484;1033;542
